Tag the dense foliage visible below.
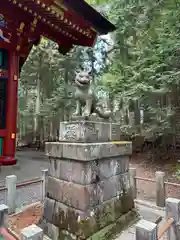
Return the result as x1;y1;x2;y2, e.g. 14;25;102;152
19;0;180;151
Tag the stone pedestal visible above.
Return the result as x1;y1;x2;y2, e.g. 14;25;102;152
43;121;134;239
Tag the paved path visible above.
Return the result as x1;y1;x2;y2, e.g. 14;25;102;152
0;150;49;209
0;150;49;185
115;203;166;240
0;150;169;240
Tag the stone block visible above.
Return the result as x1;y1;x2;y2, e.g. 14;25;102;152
98;156;129;179
85;210;137;240
44;120;134;239
47;176;100;211
21;224;43;240
6;175;17;214
59;121;121;142
52;200;86;230
48;156;129;185
45;143;63;158
49;157;97;185
43;192;134;238
166;197;180;222
44;198;56;223
46;141;132;161
136;219;157;240
156;171;165;207
46;174;131;211
166;198;180;240
0;204;8;227
97;173;131;204
139;208;162;224
43;221;59;240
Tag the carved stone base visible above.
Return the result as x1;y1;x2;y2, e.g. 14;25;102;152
42;207;138;240
44;121;134;239
43;192;134;239
59;120;121;142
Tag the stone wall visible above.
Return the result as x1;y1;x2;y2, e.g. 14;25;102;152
43;121;134;239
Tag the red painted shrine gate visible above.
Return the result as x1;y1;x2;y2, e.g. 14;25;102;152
0;0;115;165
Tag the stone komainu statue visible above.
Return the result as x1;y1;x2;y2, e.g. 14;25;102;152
73;71;111;119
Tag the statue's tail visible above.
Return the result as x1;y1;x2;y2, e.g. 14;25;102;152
94;106;112;119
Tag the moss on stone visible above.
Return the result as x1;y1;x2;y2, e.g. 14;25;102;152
51;190;134;239
87;209;139;240
58;230;77;240
120;190;134;214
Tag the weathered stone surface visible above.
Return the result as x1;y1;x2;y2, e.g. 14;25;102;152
139;208;162;224
45;144;63;158
47;174;130;211
0;204;8;227
21;224;43;240
47;176;98;211
136;219;157;240
44;198;55;223
48;156;129;185
166;198;180;240
48;158;96;185
98;156;129;178
59;230;77;240
166;197;180;222
59;121;121;142
43;192;134;239
87;210;138;240
97;173;131;204
44;120;134;239
44;191;134;226
46;141;132;161
43;221;59;240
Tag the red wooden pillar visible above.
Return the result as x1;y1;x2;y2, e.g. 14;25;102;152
2;51;18;165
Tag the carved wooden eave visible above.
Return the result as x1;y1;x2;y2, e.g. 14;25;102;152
1;0;115;55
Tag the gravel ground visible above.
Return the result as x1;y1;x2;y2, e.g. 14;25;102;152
130;153;180;201
0;181;42;210
16;183;42;207
8;202;43;236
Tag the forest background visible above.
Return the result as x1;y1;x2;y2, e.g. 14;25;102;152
18;0;180;162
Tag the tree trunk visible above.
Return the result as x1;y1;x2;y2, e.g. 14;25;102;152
49;119;53;140
64;57;69;121
24;86;28;139
134;100;141;133
34;75;41;142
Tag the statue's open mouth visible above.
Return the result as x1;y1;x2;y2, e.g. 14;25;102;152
75;80;89;87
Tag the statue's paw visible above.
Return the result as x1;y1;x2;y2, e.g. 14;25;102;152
105;110;112;115
104;113;112;119
83;111;90;117
73;111;80;115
